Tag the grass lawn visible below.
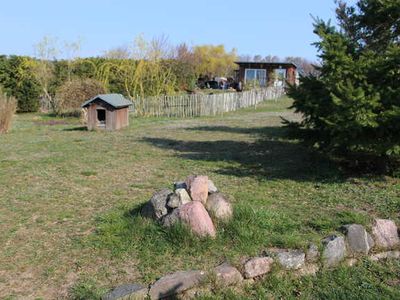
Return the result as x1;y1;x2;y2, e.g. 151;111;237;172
0;97;399;299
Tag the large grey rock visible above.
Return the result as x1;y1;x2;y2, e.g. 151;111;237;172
161;209;180;227
149;270;206;300
322;235;346;267
208;180;218;194
243;257;273;279
213;263;243;286
102;284;148;300
205;193;233;221
276;250;305;270
167;188;192;209
306;244;320;262
372;219;400;249
343;224;374;254
179;201;216;238
141;189;173;220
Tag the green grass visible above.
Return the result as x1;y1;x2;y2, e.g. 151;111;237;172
0;96;399;299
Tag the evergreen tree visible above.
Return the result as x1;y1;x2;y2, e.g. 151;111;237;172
287;0;400;173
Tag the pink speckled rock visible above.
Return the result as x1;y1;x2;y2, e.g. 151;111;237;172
179;201;216;238
243;257;274;279
372;219;400;249
188;175;209;204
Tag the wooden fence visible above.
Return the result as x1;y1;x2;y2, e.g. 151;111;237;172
132;87;285;118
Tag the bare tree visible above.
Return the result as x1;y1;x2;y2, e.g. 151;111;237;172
264;55;281;62
174;43;195;63
253;55;263;62
103;46;131;59
31;36;59;111
238;54;252;62
284;56;318;75
63;37;83;81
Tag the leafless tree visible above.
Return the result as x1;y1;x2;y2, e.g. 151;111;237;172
103;46;131;59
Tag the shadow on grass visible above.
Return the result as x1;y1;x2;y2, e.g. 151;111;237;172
142;125;343;183
63;126;88;131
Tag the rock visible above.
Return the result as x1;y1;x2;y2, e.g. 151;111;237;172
185;175;196;190
167;188;192;209
295;264;319;277
208;180;218;194
179;287;210;300
372;219;400;249
179;201;216;238
213;263;243;286
205;193;233;221
141;189;173;220
149;270;206;300
102;283;148;300
161;209;180;227
276;250;305;270
174;181;187;190
343;224;373;254
243;257;274;279
189;176;209;204
370;250;400;261
306;244;320;262
346;258;358;267
368;233;375;249
322;235;346;267
167;194;181;209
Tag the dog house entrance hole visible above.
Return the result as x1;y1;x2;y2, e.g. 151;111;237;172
97;109;106;127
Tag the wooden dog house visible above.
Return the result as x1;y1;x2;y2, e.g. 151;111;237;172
81;94;132;131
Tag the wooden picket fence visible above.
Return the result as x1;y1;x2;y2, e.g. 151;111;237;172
131;87;285;118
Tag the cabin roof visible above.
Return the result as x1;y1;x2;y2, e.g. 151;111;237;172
235;61;297;68
81;94;132;109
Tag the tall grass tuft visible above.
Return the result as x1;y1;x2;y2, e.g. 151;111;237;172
0;87;17;134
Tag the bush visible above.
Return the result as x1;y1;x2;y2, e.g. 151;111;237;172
287;0;400;174
0;87;17;133
55;78;105;116
0;55;41;112
15;80;40;113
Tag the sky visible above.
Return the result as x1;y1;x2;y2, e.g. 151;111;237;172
0;0;353;61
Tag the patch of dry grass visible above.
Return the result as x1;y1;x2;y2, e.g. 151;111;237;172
0;88;17;134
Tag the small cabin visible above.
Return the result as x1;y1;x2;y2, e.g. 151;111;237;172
235;62;298;88
81;94;132;131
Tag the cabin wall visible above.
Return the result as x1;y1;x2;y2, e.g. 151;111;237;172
237;63;297;87
286;67;296;86
115;107;129;130
87;104;98;131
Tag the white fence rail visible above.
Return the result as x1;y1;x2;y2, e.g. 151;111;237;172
132;87;285;118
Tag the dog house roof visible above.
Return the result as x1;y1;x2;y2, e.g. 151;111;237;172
81;94;132;109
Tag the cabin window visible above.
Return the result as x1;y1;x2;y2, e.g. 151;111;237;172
97;109;106;126
245;69;267;87
274;68;287;86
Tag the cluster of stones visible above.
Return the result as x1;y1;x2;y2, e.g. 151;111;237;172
104;211;400;299
141;175;233;238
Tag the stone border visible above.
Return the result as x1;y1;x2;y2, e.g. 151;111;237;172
102;218;400;300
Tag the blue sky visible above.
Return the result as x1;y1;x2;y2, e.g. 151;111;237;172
0;0;351;60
